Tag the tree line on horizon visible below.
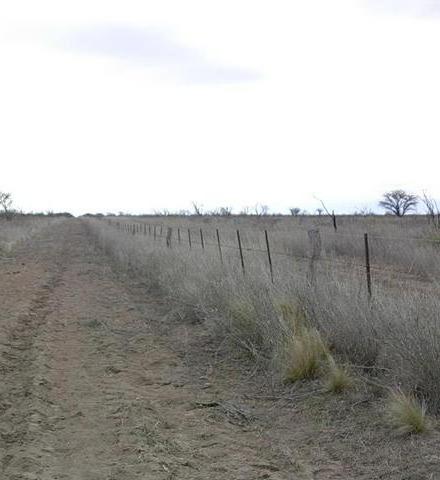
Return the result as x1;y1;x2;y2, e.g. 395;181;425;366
0;190;439;225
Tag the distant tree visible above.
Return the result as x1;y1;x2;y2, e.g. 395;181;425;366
289;207;301;216
192;202;203;216
218;206;232;216
379;190;418;217
0;192;13;219
353;206;374;216
421;191;440;228
316;208;323;216
254;204;269;216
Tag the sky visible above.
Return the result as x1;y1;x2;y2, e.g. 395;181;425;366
1;0;440;215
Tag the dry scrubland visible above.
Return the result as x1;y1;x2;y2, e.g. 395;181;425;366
0;216;63;253
89;214;440;430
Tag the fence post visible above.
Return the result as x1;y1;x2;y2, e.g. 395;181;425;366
264;230;274;283
188;229;192;249
200;228;205;250
166;227;172;248
237;229;245;275
178;227;181;244
144;223;147;235
216;228;223;264
332;211;337;232
132;224;136;235
364;233;372;298
149;224;151;236
154;225;157;241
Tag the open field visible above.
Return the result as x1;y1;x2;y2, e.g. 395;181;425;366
0;216;64;253
2;216;440;478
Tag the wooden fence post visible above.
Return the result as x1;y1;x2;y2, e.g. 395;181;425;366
188;229;192;249
154;225;157;241
332;211;337;232
200;229;205;250
166;227;172;248
216;228;223;264
264;230;274;283
364;233;372;298
237;229;245;274
177;227;181;244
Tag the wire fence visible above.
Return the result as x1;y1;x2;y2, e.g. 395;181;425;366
105;219;440;298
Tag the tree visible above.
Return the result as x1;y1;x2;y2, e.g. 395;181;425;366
421;191;440;228
254;203;269;216
192;202;203;216
289;207;301;216
379;190;418;217
0;192;13;219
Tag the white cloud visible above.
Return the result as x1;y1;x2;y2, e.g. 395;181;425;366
51;26;260;84
364;0;440;17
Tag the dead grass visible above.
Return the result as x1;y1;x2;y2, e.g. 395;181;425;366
386;389;429;435
282;328;328;383
87;216;440;414
324;357;353;393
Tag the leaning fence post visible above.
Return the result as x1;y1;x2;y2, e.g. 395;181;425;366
216;229;223;264
237;229;245;275
264;230;274;283
332;211;337;232
188;229;192;249
200;228;205;250
364;233;372;298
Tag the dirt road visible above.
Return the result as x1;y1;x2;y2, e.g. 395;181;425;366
2;220;440;480
0;220;300;479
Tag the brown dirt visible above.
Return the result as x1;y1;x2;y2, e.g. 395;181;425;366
1;220;440;479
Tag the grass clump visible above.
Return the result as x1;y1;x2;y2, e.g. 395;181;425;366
324;357;353;393
386;389;428;435
283;327;328;383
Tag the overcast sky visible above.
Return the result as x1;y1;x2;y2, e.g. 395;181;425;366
1;0;440;215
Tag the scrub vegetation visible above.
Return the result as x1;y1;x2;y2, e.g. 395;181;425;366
87;213;440;435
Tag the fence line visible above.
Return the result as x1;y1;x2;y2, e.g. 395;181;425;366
106;219;440;297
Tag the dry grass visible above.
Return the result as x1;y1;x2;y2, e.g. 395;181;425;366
87;215;440;414
0;216;61;251
282;328;328;383
386;389;429;435
324;358;353;393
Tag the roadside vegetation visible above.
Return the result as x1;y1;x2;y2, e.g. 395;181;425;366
86;209;440;435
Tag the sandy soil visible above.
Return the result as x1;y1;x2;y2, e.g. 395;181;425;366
1;220;440;480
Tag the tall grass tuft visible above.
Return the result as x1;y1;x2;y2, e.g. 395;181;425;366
282;327;328;383
325;357;353;393
386;389;428;435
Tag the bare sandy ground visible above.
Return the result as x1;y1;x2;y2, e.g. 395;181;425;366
1;220;440;479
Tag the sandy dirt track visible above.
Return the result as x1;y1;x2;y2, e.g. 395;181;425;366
2;220;440;480
0;221;301;479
